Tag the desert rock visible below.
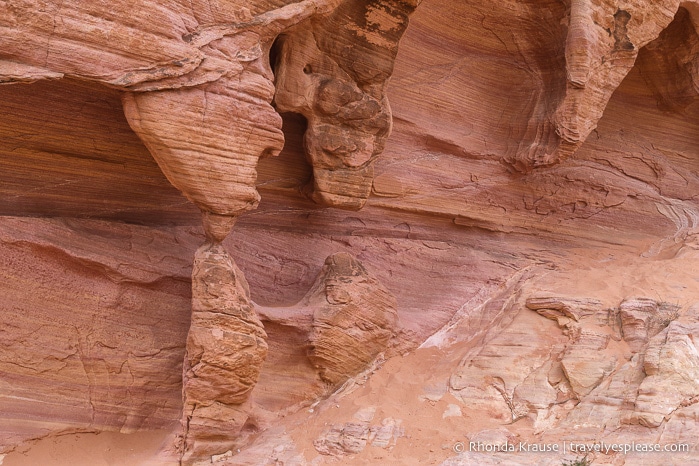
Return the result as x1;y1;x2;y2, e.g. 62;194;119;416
179;242;268;462
306;253;398;386
3;0;699;465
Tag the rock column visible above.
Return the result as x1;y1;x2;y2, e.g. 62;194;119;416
179;238;268;463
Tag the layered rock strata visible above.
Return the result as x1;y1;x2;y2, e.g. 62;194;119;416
3;0;699;465
509;0;699;171
254;252;398;402
179;243;268;463
274;0;419;209
1;1;418;460
307;253;398;386
0;218;198;453
0;0;417;230
121;0;340;238
443;290;699;465
209;252;699;465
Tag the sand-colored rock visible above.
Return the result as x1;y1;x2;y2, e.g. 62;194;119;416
449;293;561;423
510;0;686;171
307;253;398;386
0;218;199;454
633;321;699;427
619;296;680;352
313;413;402;457
526;296;603;323
180;243;268;462
561;331;617;398
273;0;418;209
4;0;699;465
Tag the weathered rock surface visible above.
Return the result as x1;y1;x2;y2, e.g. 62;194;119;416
213;259;698;466
561;330;617;398
519;0;683;171
251;251;397;419
0;218;199;453
313;407;402;456
3;0;699;465
180;243;268;463
2;0;416;242
619;296;680;352
633;321;699;427
307;253;397;386
273;0;418;209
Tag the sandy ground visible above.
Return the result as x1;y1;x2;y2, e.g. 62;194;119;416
2;430;177;466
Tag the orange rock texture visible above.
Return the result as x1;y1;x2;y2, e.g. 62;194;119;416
2;0;699;465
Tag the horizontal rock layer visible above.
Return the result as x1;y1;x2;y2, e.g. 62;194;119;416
0;218;198;453
2;0;699;464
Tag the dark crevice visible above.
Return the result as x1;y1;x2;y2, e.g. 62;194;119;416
613;9;634;51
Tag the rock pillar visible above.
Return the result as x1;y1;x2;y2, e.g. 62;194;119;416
179;239;267;463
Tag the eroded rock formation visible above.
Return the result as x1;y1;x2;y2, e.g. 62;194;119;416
180;243;268;462
0;0;416;233
307;252;398;386
3;0;699;465
178;248;398;461
509;0;694;171
2;1;418;461
121;0;339;240
254;252;398;401
274;0;419;209
411;263;699;466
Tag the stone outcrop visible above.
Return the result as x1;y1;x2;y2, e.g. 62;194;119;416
224;259;699;466
273;0;419;209
121;0;342;240
2;1;416;462
0;0;416;236
255;252;398;397
180;243;268;462
3;0;699;465
509;0;690;171
0;218;198;451
526;296;603;325
619;296;680;352
178;248;397;462
313;407;402;456
307;253;398;386
633;321;699;427
531;294;694;428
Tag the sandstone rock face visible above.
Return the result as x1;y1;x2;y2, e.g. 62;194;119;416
180;243;268;463
3;0;699;465
1;0;415;240
0;218;198;452
619;296;680;352
306;253;397;386
3;2;417;461
634;321;699;427
313;407;402;456
251;251;397;417
561;331;617;398
121;1;344;237
523;0;683;171
273;0;418;209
